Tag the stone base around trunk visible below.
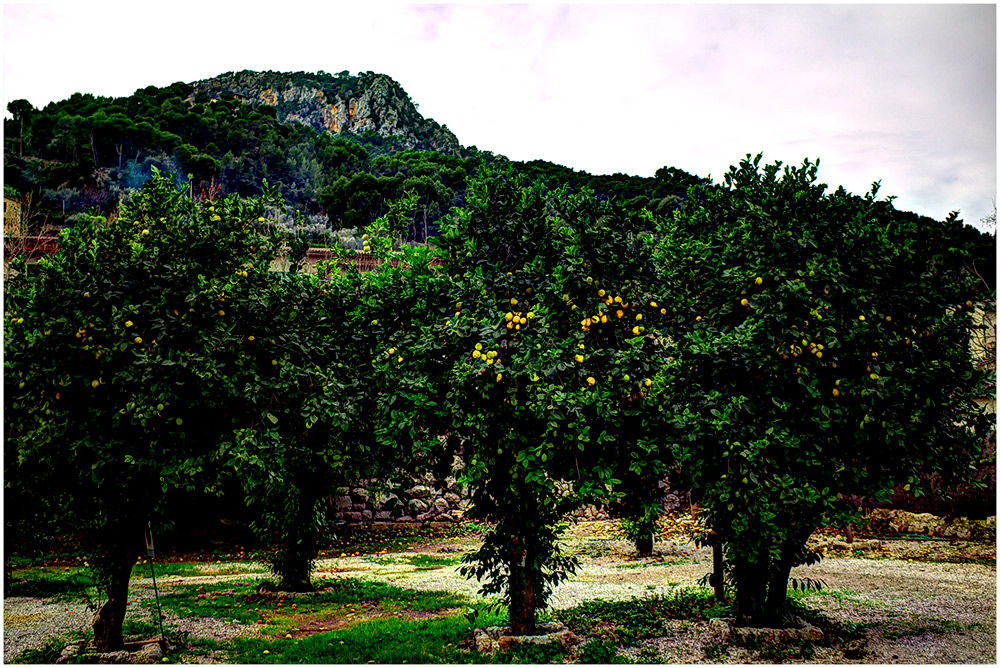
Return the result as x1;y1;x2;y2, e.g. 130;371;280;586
57;636;168;664
473;622;579;654
708;616;824;644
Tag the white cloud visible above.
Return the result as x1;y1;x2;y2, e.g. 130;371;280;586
3;3;995;226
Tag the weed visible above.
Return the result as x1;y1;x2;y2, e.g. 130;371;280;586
576;637;626;664
494;640;567;664
9;637;68;664
744;634;816;663
881;617;973;640
703;640;729;661
554;587;731;645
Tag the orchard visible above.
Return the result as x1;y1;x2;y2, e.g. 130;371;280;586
4;156;992;649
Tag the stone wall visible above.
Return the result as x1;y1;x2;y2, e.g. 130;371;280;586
325;476;690;526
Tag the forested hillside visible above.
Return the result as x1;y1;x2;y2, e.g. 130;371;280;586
3;69;709;242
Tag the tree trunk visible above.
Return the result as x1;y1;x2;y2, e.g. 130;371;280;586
508;541;536;635
711;538;728;602
634;533;654;558
278;564;315;593
764;559;794;626
732;555;768;627
91;551;136;651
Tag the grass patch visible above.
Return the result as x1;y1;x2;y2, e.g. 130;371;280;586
360;553;463;569
153;576;480;633
130;560;263;579
553;587;732;647
230;614;494;664
6;567;96;603
881;617;980;640
9;636;70;664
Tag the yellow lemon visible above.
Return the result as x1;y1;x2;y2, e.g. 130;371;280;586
644;379;652;387
510;298;518;306
740;298;749;307
650;301;658;308
134;336;143;344
754;276;763;285
575;354;584;363
125;320;133;328
858;315;866;321
616;310;624;319
598;289;606;297
632;326;641;336
635;313;643;321
475;343;483;351
473;350;481;359
832;388;840;397
587;377;596;386
496;373;502;382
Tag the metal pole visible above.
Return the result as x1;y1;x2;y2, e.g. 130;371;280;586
149;559;165;643
146;523;166;643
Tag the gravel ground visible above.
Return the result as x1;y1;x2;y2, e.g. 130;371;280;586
5;524;995;663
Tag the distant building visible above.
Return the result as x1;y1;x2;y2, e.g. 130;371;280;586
4;195;23;237
971;300;996;415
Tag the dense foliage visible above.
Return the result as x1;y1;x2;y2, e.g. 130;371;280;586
5;135;993;644
653;154;993;625
3;171;293;648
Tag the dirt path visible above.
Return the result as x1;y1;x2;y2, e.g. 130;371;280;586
5;522;995;663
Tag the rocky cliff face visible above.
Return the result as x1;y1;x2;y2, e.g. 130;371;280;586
191;70;461;155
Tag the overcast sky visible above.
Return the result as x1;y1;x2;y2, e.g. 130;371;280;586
3;3;996;230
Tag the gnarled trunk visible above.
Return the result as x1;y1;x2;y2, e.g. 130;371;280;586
508;539;536;635
92;550;136;651
633;533;654;558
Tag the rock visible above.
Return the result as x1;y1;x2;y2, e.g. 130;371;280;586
443;492;462;505
438;513;454;522
334;495;353;511
352;503;367;512
416;511;435;522
345;511;362;522
708;617;824;644
374;510;393;520
361;509;373;520
473;623;574;654
407;485;434;498
410;499;429;513
140;642;164;661
845;639;866;660
432;497;451;513
352;488;370;502
398;515;413;522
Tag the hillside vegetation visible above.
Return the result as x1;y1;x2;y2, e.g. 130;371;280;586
4;69;709;243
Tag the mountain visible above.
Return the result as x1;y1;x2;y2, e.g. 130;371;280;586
190;70;461;156
2;69;714;242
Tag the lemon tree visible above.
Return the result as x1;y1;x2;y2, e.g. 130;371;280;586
374;162;677;634
4;170;289;649
653;154;993;627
